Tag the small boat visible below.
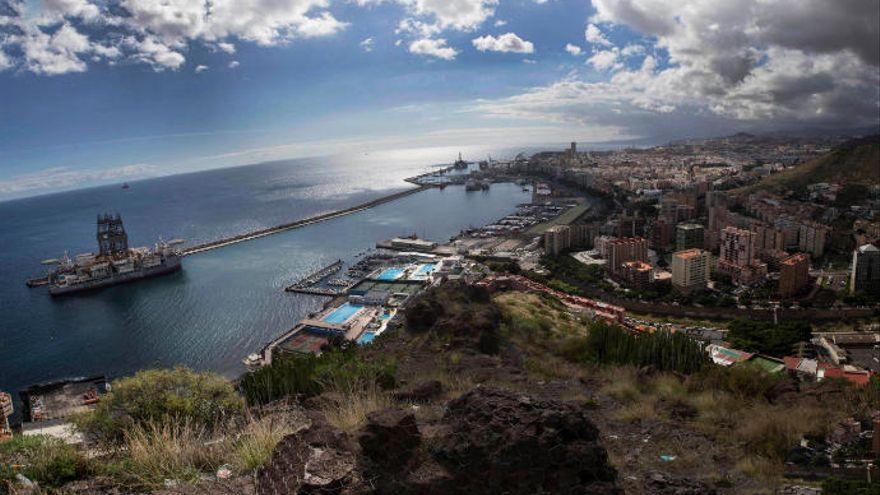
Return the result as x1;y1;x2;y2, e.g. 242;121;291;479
121;183;130;190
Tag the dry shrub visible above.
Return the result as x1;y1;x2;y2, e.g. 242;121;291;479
736;404;829;461
737;455;784;483
119;420;224;489
614;399;657;423
601;366;641;403
230;416;295;472
321;381;395;433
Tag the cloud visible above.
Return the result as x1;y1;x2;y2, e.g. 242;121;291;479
585;23;612;47
360;37;374;52
195;64;209;72
494;20;507;27
0;0;349;74
216;42;236;54
472;32;534;54
409;37;457;60
124;35;186;71
0;164;161;197
564;43;582;56
587;47;620;71
19;23;92;75
403;0;498;32
475;0;879;138
620;44;644;57
228;60;240;68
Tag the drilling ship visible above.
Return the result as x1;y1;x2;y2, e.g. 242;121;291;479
35;214;183;296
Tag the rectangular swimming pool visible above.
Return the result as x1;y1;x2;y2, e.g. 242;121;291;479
376;267;405;281
414;263;436;276
323;303;364;324
357;332;376;345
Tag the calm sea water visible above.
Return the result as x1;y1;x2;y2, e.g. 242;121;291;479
0;148;530;401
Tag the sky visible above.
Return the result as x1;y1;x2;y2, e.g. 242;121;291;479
0;0;878;200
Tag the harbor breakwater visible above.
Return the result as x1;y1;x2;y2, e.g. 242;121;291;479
182;185;428;256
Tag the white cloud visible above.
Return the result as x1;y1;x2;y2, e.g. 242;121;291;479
0;50;11;71
409;38;457;60
564;43;582;56
125;35;186;71
360;37;374;52
195;64;209;73
620;44;644;57
20;23;91;75
228;60;240;68
587;47;620;71
0;0;350;74
216;42;236;54
405;0;499;31
494;20;507;27
472;32;534;54
585;23;612;47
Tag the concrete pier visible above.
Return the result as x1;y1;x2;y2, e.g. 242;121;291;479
182;185;428;256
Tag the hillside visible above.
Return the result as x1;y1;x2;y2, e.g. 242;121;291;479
741;135;880;195
3;281;878;494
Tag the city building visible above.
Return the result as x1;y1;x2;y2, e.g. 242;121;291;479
676;223;705;251
851;244;880;295
671;248;711;292
752;223;786;254
717;227;767;286
719;226;756;268
569;223;595;249
650;219;674;251
617;215;646;237
778;253;810;298
620;261;653;291
607;237;648;274
544;225;571;256
798;221;830;258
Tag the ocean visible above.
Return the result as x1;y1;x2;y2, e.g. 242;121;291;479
0;147;531;402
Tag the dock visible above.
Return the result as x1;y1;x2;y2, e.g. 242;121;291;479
285;259;344;293
182;185;428;256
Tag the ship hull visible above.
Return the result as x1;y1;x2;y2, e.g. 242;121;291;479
48;256;182;296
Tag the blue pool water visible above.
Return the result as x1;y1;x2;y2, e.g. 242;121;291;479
415;263;436;275
323;303;364;324
358;332;376;344
376;267;405;281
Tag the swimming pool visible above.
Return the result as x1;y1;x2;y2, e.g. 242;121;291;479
414;263;436;276
376;267;405;281
357;332;376;345
323;303;364;324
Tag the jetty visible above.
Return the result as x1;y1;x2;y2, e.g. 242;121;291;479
182;185;428;256
285;259;344;292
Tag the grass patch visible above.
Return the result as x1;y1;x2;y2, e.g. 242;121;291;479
108;420;224;490
0;434;88;488
230;416;296;472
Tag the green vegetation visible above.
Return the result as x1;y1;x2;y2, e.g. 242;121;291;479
739;136;880;195
240;346;396;405
822;477;880;495
73;367;244;445
582;323;710;374
0;434;88;488
726;319;811;356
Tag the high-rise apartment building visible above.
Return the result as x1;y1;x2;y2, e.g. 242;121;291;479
671;249;711;292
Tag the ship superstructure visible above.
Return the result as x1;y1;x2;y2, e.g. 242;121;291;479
38;214;183;296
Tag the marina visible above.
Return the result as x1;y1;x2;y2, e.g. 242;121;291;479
0;161;532;402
